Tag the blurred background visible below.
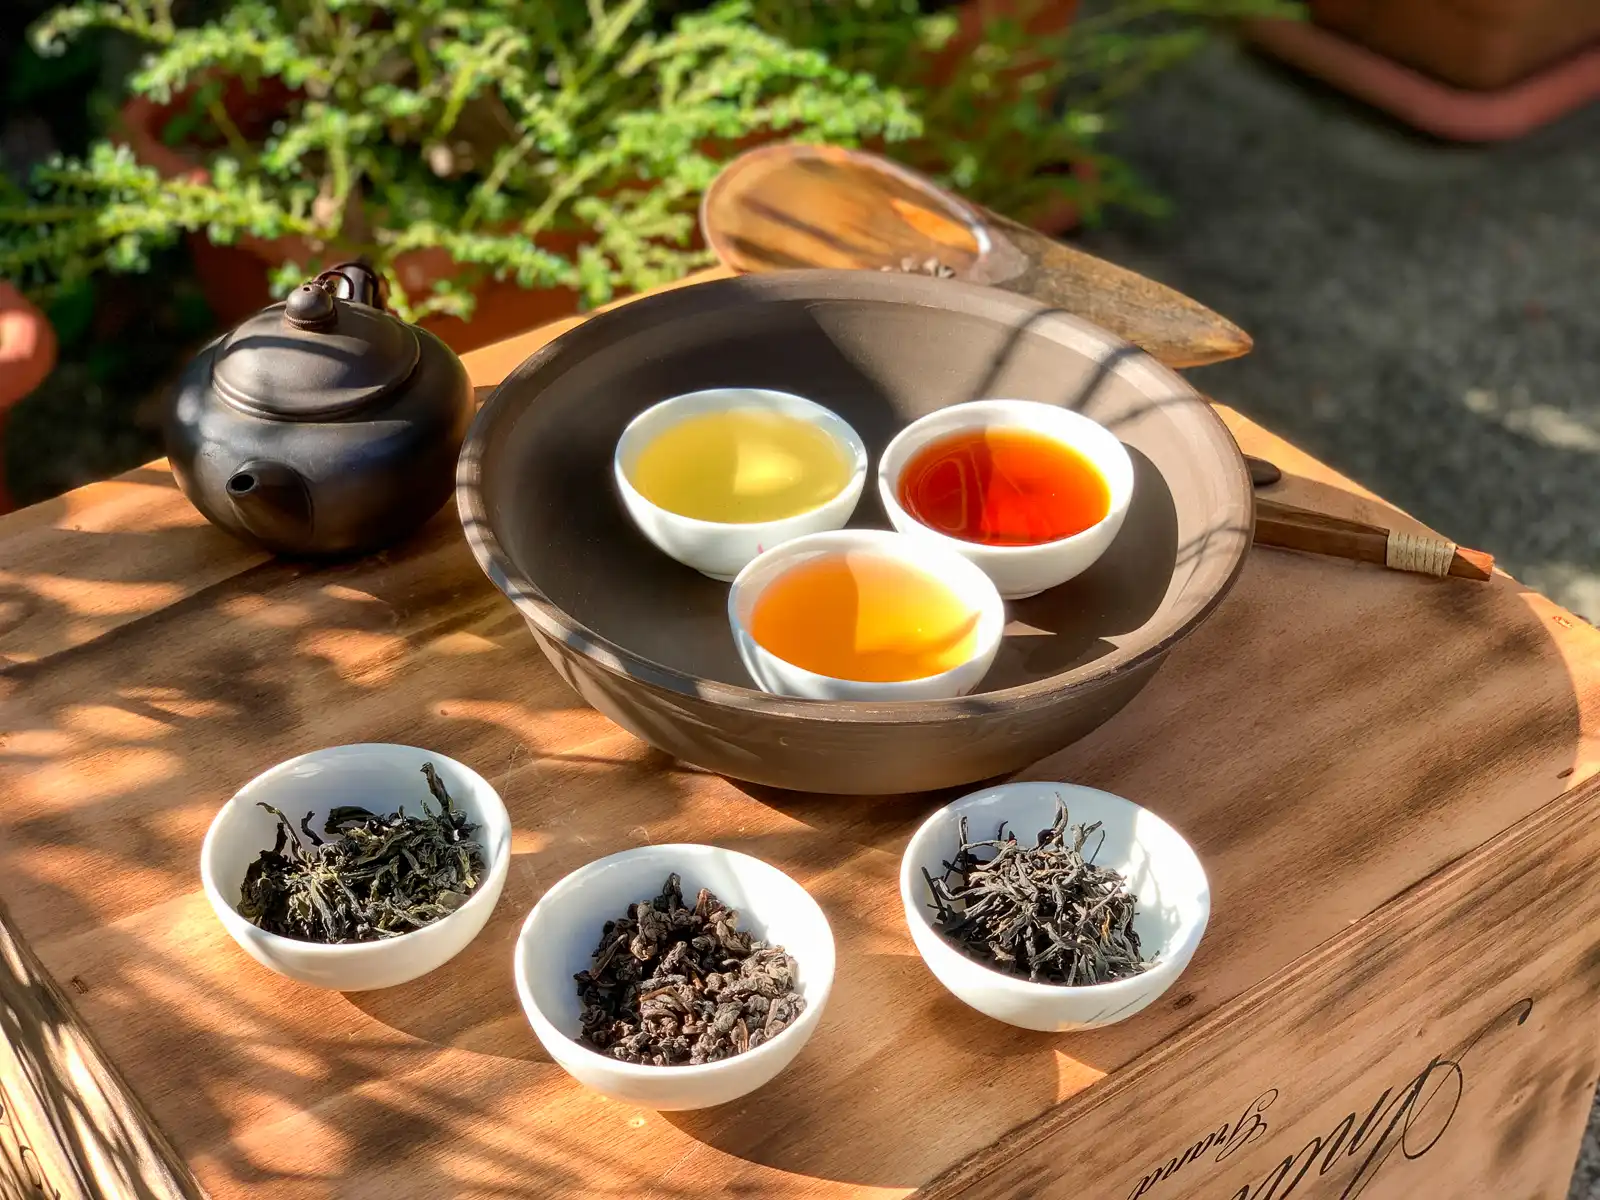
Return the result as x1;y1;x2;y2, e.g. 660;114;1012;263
1082;35;1599;626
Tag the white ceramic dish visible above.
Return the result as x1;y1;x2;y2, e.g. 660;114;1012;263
614;387;868;581
878;399;1135;599
899;781;1208;1032
200;744;511;992
515;843;835;1110
727;528;1005;702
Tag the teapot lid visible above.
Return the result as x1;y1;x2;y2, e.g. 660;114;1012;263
212;270;420;420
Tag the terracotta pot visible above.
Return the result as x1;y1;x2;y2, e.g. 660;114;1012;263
1308;0;1600;90
0;284;56;409
118;1;1087;351
117;95;584;354
1247;3;1600;141
926;0;1080;81
921;0;1086;234
0;282;58;512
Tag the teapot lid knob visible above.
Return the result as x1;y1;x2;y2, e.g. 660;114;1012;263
284;283;337;331
212;266;420;420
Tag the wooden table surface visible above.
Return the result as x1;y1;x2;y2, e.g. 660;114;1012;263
2;268;1598;1199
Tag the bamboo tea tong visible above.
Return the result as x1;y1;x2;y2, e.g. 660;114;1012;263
700;144;1493;584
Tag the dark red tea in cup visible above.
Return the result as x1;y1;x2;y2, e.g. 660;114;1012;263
896;427;1111;547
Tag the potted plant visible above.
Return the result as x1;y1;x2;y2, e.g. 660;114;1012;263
1307;0;1598;90
0;281;54;403
0;280;57;510
752;0;1300;231
2;0;920;350
1248;0;1600;140
2;0;1294;350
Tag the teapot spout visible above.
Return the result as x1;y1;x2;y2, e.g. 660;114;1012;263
225;461;314;551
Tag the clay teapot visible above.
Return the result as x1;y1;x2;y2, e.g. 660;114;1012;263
166;263;473;556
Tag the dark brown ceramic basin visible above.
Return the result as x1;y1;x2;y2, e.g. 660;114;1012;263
457;272;1253;794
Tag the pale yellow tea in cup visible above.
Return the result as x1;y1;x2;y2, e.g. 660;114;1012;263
628;409;852;524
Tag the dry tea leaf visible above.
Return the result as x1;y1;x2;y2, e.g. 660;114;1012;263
925;797;1151;986
238;763;484;944
879;254;957;279
575;874;805;1066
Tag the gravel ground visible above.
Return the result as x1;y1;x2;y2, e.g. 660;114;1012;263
1073;39;1600;1196
1076;39;1600;624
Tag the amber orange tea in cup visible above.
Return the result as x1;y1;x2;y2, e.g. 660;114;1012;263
750;552;980;683
897;427;1110;547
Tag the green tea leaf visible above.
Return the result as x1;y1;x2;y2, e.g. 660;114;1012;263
237;763;486;945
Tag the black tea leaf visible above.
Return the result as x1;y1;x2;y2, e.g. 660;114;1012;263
574;874;806;1066
925;797;1151;986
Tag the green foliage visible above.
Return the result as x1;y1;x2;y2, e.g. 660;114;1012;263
1;0;1299;319
3;0;918;318
750;0;1302;226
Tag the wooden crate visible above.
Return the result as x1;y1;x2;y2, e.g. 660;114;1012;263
933;775;1600;1199
1;283;1597;1200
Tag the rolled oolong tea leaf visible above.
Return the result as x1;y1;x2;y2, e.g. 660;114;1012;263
924;797;1152;986
574;873;806;1066
880;254;957;279
238;763;485;944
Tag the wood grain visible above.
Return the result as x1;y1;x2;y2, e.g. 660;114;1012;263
0;897;198;1200
0;463;266;672
458;267;731;389
699;144;1253;369
0;288;1597;1199
980;207;1255;368
0;268;729;681
1254;497;1496;581
925;772;1600;1200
